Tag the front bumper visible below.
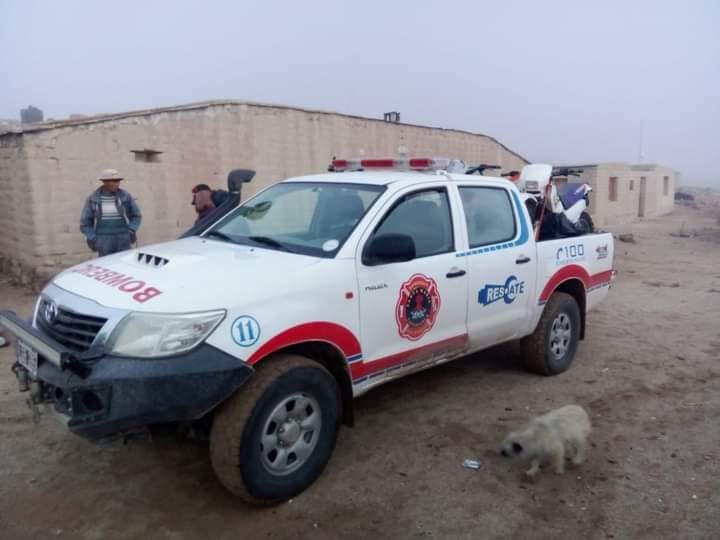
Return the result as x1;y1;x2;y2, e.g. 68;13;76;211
0;310;253;439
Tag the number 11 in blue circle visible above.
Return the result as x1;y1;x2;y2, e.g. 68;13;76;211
232;316;260;347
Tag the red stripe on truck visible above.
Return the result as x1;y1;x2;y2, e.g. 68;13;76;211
349;334;468;380
538;264;614;303
588;270;614;289
247;322;362;365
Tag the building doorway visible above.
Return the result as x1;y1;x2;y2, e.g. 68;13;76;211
638;176;647;217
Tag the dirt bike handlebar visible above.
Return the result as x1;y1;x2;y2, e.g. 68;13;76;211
551;167;584;177
466;164;501;175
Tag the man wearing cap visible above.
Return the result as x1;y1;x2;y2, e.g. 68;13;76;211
191;183;217;223
80;169;142;256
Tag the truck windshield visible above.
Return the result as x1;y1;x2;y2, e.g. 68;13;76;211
204;182;386;257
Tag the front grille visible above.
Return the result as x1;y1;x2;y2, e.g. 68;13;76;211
37;300;107;352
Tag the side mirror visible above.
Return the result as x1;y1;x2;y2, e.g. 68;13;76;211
227;169;255;192
363;233;416;266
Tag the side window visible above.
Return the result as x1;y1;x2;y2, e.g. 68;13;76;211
372;189;454;258
459;187;516;247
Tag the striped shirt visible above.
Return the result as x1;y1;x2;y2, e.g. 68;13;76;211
96;195;128;234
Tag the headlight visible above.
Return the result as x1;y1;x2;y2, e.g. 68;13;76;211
107;310;226;358
32;296;43;326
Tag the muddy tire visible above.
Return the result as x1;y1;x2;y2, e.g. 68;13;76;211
521;292;581;375
210;355;341;504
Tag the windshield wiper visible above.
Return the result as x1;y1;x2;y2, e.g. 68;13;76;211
204;230;237;243
247;235;297;253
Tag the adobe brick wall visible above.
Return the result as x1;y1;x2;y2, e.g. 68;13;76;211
631;165;675;218
592;164;640;226
0;134;38;283
570;163;676;227
1;102;527;280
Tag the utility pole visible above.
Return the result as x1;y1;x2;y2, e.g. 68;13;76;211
637;117;645;163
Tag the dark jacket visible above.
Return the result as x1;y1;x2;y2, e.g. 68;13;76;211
79;188;142;241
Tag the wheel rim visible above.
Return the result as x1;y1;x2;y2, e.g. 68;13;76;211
259;393;322;476
549;312;572;360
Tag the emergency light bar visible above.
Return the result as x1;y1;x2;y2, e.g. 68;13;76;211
330;157;452;172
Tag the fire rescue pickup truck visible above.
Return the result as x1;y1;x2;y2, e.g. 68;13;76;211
0;157;615;504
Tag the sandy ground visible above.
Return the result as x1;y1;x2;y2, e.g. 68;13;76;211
1;205;719;539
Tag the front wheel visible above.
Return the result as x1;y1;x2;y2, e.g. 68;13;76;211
521;292;581;375
210;355;341;504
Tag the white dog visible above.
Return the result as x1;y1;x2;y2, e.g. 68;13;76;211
500;405;591;477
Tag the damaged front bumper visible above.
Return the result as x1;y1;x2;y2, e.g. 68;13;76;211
0;310;253;439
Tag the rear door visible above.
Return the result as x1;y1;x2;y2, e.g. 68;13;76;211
354;184;469;385
458;183;536;348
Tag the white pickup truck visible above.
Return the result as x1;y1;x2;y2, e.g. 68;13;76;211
0;157;615;504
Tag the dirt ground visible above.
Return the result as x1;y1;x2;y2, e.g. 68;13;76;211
1;204;719;540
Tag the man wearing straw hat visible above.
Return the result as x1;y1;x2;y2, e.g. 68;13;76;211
79;169;142;256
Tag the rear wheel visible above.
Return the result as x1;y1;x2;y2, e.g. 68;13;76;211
521;292;581;375
210;355;341;504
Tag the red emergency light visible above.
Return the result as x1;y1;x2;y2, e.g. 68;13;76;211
362;159;395;168
330;157;450;172
409;158;433;169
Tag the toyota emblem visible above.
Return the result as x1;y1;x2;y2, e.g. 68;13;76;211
43;300;58;325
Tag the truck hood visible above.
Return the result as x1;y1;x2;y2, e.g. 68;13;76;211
52;237;323;312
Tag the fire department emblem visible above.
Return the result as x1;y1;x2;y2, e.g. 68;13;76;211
395;273;442;341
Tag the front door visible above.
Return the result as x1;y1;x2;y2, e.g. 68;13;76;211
354;186;469;385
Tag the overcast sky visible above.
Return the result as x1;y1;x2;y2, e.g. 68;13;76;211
1;0;718;186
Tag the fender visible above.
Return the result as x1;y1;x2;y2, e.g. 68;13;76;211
538;264;613;305
247;321;362;365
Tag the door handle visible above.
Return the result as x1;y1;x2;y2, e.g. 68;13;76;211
446;269;467;278
515;256;531;264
